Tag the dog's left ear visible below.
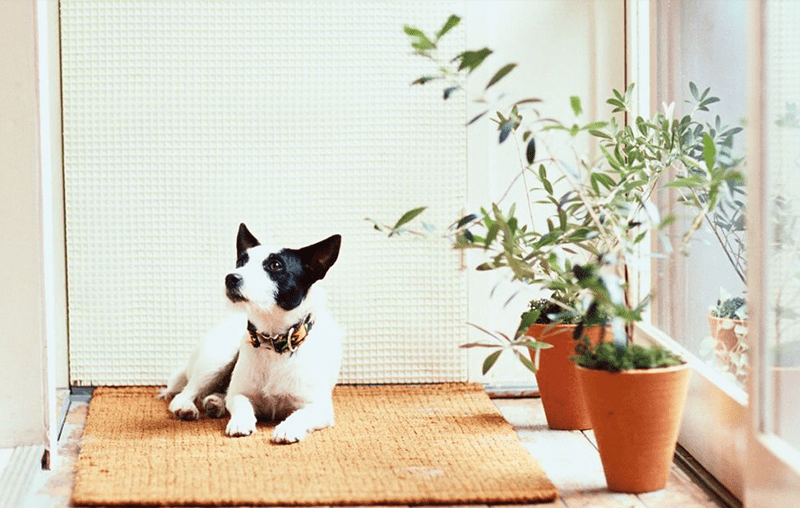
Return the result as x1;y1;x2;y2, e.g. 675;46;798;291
297;234;342;282
237;223;260;259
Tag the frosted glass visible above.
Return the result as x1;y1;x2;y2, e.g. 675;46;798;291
61;0;467;385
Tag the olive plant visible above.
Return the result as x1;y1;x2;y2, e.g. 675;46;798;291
371;15;744;372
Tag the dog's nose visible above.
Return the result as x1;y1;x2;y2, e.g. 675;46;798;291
225;273;242;290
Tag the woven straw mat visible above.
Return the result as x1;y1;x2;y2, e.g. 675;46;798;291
72;383;558;506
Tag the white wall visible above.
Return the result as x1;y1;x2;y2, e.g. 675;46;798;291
0;0;49;448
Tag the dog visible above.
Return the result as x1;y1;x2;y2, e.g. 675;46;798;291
159;223;343;443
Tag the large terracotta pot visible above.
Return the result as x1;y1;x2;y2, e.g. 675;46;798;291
576;364;691;493
526;324;610;430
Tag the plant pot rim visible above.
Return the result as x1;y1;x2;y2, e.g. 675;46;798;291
526;322;581;329
526;322;609;331
707;314;748;324
574;363;689;375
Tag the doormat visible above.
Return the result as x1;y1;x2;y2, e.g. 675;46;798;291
72;384;558;506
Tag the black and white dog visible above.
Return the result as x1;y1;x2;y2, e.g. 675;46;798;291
160;223;343;443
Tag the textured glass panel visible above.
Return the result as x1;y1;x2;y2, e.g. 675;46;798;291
766;0;800;449
61;1;467;385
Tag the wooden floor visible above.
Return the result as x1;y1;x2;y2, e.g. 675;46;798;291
23;394;727;508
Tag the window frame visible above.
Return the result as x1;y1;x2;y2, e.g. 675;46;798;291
744;0;800;504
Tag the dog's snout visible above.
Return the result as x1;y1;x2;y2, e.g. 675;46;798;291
225;273;242;290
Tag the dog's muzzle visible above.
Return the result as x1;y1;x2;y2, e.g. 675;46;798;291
225;273;246;302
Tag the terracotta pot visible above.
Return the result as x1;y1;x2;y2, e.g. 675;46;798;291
576;364;691;493
526;324;610;430
707;314;748;351
707;315;749;382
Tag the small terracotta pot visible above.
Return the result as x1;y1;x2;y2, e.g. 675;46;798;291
707;314;748;351
526;324;610;430
576;364;691;493
707;315;749;382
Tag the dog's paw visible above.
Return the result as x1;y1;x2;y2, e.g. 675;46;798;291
272;420;309;444
202;394;227;419
169;395;199;421
226;415;257;437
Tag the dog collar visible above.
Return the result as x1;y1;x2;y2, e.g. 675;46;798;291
247;314;314;354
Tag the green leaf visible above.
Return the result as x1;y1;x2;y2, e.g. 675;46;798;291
435;14;461;40
542;178;553;195
403;26;426;37
606;98;625;109
453;48;493;74
460;342;501;349
486;63;517;90
513;350;538;374
512;98;543;106
484;223;500;248
393;207;427;230
499;121;513;143
468;110;489;125
659;213;676;229
570;96;583;116
411;76;438;86
663;175;705;189
582;121;607;131
589;129;612;140
689;81;698;100
404;26;436;51
482;350;503;374
702;133;716;172
443;86;460;100
456;213;478;229
526;137;536;164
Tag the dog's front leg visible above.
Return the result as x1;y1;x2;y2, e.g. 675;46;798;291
272;399;334;444
225;394;257;437
168;375;209;421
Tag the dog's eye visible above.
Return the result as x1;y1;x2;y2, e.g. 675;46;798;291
265;259;283;272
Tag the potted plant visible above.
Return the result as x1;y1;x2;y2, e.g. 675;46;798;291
374;15;742;491
516;299;609;430
666;107;748;381
370;14;619;430
702;290;749;383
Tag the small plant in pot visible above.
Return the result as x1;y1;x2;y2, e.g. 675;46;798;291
515;296;610;430
669;107;748;381
701;290;748;383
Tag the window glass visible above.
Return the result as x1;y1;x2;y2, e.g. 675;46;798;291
651;0;749;389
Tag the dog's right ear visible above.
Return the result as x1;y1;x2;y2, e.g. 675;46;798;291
236;223;260;259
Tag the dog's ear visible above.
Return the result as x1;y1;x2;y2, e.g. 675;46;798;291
296;234;341;282
236;223;260;258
